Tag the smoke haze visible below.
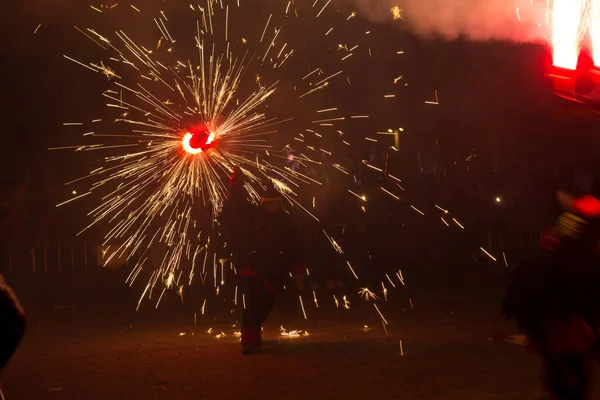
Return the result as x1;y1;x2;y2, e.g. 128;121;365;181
353;0;548;43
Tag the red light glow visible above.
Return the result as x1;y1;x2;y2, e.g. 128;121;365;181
181;124;216;155
551;0;585;70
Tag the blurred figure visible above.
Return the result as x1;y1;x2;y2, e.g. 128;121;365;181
0;273;25;371
503;181;600;399
219;166;255;266
285;148;301;173
219;172;304;354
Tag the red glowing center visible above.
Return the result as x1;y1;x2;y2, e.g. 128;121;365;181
182;124;216;155
189;130;210;149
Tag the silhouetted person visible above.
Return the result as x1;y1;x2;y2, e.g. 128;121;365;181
220;173;304;354
219;166;255;266
0;273;25;371
503;184;600;399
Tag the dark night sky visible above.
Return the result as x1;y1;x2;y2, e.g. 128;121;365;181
2;0;599;192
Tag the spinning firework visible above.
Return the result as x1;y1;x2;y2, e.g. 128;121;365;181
549;0;600;69
55;0;376;310
517;1;600;102
538;0;600;103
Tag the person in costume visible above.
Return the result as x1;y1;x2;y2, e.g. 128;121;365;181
503;173;600;399
0;273;25;371
220;171;304;354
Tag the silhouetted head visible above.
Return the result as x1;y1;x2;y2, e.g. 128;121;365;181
229;166;245;196
572;164;600;198
260;181;281;214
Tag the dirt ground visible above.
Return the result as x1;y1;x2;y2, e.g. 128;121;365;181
2;282;599;400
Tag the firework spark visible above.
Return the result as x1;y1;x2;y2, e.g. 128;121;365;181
55;0;373;311
358;287;379;301
550;0;586;69
391;6;404;21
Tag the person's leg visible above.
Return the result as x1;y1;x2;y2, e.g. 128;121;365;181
544;353;589;400
564;354;589;399
257;278;276;327
241;277;262;352
543;352;559;398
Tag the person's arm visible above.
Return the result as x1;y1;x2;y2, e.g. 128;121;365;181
282;216;302;268
573;195;600;219
283;218;306;291
0;273;26;371
557;190;600;219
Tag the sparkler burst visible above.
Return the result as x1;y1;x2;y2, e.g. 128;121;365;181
513;1;600;69
55;0;385;313
52;1;506;336
551;0;587;69
547;0;600;69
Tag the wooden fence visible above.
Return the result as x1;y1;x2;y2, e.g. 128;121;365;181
0;227;547;315
1;244;98;276
0;244;137;313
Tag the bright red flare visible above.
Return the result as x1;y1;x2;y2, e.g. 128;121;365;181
182;123;216;155
590;0;600;67
551;0;585;70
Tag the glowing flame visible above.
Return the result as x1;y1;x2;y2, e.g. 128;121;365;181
590;0;600;66
551;0;585;70
182;132;203;154
206;132;215;145
182;130;215;155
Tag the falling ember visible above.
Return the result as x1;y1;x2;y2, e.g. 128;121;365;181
280;326;309;338
381;282;388;301
410;205;425;216
425;89;440;105
480;247;497;262
452;218;465;229
299;295;308;320
391;6;403;20
374;304;388;325
346;261;359;280
358;287;379;301
550;0;585;69
343;295;350;309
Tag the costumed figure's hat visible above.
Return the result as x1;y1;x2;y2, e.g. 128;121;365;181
261;180;281;205
557;163;600;219
229;165;246;190
229;166;245;193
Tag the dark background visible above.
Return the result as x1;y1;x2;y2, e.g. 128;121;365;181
1;0;598;260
